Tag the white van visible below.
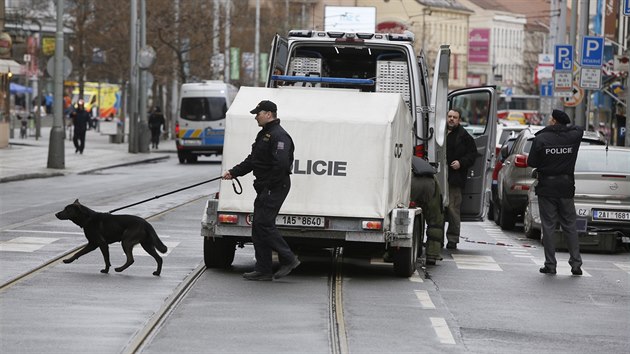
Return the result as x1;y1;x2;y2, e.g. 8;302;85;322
175;81;238;163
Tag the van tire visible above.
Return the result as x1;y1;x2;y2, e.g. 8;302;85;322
204;237;236;268
177;152;186;164
393;216;420;277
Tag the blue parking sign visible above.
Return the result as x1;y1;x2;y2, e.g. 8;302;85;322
624;0;630;16
554;45;573;71
540;82;553;97
580;36;604;67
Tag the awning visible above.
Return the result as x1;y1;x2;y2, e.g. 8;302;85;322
10;82;33;94
0;58;23;73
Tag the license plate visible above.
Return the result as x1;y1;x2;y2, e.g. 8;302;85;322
592;209;630;221
276;215;325;228
181;139;202;146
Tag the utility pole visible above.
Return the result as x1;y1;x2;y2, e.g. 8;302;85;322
171;0;179;140
138;0;149;153
128;0;138;153
47;0;64;169
566;0;578;120
254;0;260;86
224;0;231;83
574;0;590;128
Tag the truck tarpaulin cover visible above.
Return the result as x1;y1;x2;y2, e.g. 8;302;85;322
218;86;413;219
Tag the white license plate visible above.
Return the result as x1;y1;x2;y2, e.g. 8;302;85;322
592;210;630;221
181;139;202;146
276;215;325;228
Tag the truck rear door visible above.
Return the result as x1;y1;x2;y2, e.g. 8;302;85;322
448;86;497;221
265;34;288;87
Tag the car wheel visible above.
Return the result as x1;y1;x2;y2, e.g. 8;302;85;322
523;204;541;240
499;196;516;230
488;202;494;221
492;199;501;225
204;237;236;268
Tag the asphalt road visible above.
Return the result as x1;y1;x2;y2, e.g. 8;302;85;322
1;158;629;354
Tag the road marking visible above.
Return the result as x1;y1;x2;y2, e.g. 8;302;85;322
430;317;456;344
414;290;435;309
409;271;424;282
4;229;83;235
613;263;630;273
0;236;59;252
452;254;502;271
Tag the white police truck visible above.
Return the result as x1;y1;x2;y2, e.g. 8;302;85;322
201;30;497;277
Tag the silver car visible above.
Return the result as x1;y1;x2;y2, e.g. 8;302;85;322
524;145;630;253
496;128;605;230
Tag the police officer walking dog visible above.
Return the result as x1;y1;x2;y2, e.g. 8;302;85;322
410;157;445;265
222;100;300;281
527;109;583;276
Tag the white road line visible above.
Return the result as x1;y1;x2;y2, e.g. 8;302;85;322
452;254;502;271
0;236;60;252
414;290;435;309
430;317;456;344
614;263;630;273
409;271;424;282
4;229;83;235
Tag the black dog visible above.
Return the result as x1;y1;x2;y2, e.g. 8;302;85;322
55;199;167;276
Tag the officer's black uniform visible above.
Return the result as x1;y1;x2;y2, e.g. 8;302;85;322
148;107;165;149
71;104;91;154
527;109;583;274
228;101;298;279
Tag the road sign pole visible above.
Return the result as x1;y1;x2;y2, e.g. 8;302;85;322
47;0;65;169
574;0;590;129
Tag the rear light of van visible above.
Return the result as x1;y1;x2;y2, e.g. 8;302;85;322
218;214;238;224
175;121;180;136
514;154;528;168
414;144;425;158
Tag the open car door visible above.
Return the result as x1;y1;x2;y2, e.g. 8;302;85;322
265;34;288;88
448;87;497;221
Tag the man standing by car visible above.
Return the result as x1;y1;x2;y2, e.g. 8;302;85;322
527;109;583;276
222;100;300;281
445;108;479;249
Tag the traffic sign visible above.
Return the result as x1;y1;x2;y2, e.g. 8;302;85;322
624;0;630;16
540;81;553;97
554;71;572;90
563;83;584;107
579;67;602;89
580;36;604;67
554;45;573;71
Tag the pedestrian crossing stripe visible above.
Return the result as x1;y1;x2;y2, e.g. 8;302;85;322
0;237;59;252
614;263;630;274
451;254;503;271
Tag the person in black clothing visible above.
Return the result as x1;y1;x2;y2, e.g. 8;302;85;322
222;100;300;281
527;109;583;276
148;106;165;149
70;99;91;154
445;108;478;249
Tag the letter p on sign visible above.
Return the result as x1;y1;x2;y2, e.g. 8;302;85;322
580;36;604;67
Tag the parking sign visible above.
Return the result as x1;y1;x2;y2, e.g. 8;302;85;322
624;0;630;16
580;36;604;67
554;45;573;71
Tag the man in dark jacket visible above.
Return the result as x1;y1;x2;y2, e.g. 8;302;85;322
70;99;91;154
222;100;299;281
148;106;165;149
527;109;583;276
445;108;478;249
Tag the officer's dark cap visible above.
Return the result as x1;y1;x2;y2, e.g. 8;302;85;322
250;100;277;114
552;109;570;125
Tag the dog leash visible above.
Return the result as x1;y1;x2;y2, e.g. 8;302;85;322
108;176;242;213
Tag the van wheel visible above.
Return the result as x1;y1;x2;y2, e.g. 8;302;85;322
177;152;186;164
524;204;541;240
499;196;516;230
187;155;198;163
204;237;236;268
393;217;420;277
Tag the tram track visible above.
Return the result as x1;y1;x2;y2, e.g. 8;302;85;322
0;195;209;292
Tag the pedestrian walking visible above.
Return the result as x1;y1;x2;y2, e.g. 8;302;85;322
410;156;445;265
222;100;300;281
148;106;165;149
70;99;91;154
527;109;583;276
445;108;478;249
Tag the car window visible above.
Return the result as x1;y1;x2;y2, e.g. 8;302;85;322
180;97;227;122
575;150;630;173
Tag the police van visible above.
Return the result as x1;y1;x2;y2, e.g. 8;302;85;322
175;81;238;163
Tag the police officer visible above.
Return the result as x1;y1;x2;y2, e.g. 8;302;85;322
410;157;445;265
222;100;300;281
527;109;583;276
70;99;91;154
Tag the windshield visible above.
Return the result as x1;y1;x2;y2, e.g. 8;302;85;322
575;149;630;173
180;97;227;122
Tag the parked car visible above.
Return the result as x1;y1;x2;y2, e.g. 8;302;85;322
489;135;519;221
524;145;630;252
495;127;605;230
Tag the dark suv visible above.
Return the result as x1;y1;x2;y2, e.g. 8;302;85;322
495;128;605;230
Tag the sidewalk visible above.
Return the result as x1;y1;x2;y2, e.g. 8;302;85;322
0;127;173;183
